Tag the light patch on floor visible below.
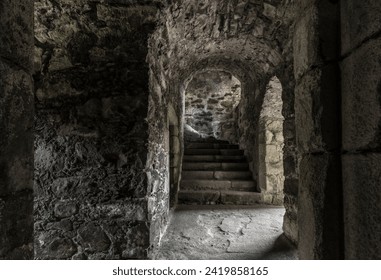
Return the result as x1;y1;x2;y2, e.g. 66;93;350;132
154;205;298;260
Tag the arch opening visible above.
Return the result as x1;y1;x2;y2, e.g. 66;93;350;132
258;76;285;205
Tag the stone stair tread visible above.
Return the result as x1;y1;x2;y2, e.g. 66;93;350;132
182;171;252;180
183;155;246;162
181;179;256;191
179;141;258;205
184;149;244;156
186;143;239;149
187;139;229;144
178;190;261;205
182;162;249;171
220;191;262;205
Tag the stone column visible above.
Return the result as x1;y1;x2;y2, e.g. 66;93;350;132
279;71;299;245
0;1;34;259
341;0;381;259
293;0;343;259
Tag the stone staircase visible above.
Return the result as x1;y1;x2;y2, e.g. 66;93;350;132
178;139;262;205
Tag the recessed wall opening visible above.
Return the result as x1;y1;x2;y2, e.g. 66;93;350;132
258;76;284;205
184;70;241;143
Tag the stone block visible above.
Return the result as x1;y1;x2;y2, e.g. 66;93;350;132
231;180;256;191
78;223;111;252
0;0;34;68
283;178;299;197
298;154;343;259
54;201;78;218
341;0;381;54
293;5;319;81
180;179;231;190
283;212;298;245
0;62;34;196
178;190;220;205
341;38;381;151
265;144;282;163
295;65;340;153
182;171;214;180
342;153;381;259
220;191;261;205
214;171;251;180
293;1;339;81
0;190;33;259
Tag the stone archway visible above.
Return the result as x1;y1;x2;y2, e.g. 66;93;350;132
258;76;285;205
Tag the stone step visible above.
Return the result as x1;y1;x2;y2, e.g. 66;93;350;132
183;155;246;162
180;179;256;191
186;143;239;149
184;149;244;156
178;190;262;205
220;191;262;205
182;162;249;171
187;139;229;144
182;171;252;180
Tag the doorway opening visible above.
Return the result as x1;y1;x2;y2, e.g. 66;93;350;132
258;76;285;205
184;70;241;143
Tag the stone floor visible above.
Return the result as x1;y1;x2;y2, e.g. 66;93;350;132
154;205;298;260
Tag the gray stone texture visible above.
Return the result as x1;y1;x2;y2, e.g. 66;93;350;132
341;37;381;151
0;0;34;259
341;0;381;55
185;71;241;143
294;0;343;259
342;154;381;259
341;0;381;260
33;0;157;259
0;0;378;261
298;154;343;259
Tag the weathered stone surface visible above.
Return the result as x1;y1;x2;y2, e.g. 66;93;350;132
220;191;262;205
155;205;297;260
341;37;381;151
343;154;381;259
34;0;157;259
178;190;220;205
78;223;111;252
298;154;343;259
293;1;339;80
44;238;77;260
283;211;298;245
295;66;340;153
54;201;78;218
0;191;33;259
0;62;34;196
185;70;241;143
341;0;381;54
0;1;34;259
293;5;319;81
0;0;34;68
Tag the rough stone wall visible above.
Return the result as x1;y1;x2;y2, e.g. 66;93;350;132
0;0;34;259
279;67;298;245
185;70;241;143
258;76;284;205
293;0;343;259
34;0;157;259
147;0;296;253
341;0;381;259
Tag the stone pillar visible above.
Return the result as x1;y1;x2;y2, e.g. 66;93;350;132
293;0;343;259
0;1;34;259
341;0;381;259
279;71;299;245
